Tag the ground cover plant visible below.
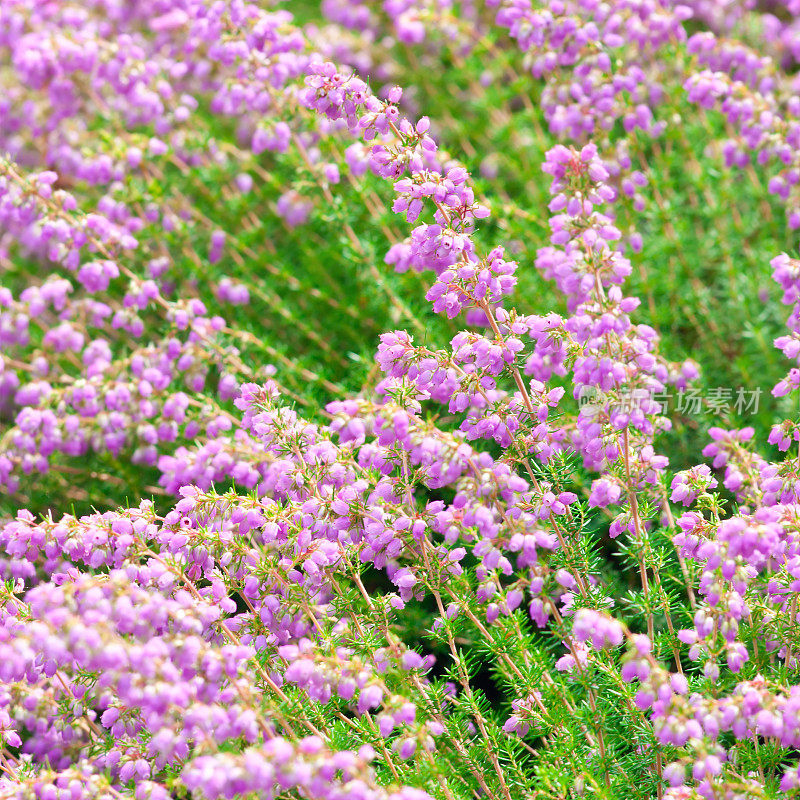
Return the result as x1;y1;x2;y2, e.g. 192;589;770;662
6;0;800;798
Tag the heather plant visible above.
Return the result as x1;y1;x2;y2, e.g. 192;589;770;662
5;1;800;799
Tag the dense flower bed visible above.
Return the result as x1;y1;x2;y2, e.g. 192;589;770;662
3;1;800;798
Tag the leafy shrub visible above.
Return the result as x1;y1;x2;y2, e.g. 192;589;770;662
3;2;800;799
